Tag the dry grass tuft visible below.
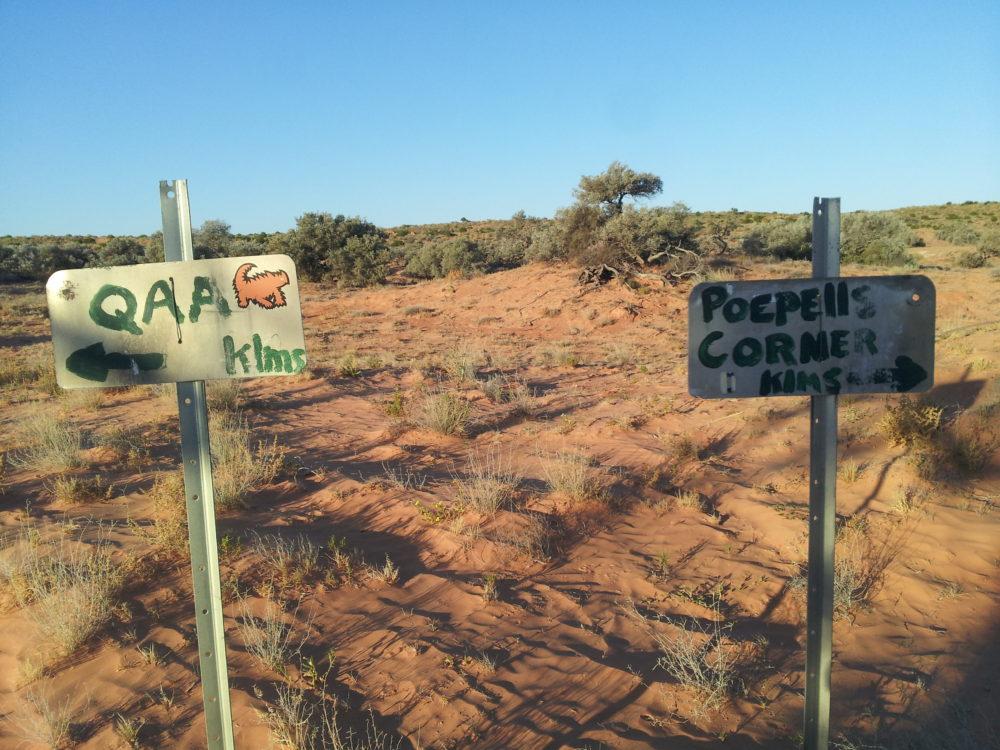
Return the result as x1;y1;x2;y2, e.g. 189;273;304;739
250;532;321;591
210;411;285;509
0;528;126;655
413;392;471;436
12;414;84;473
454;445;521;515
207;380;244;413
5;685;77;749
254;683;402;750
541;450;602;502
46;474;110;504
142;471;188;554
237;596;301;675
621;595;742;718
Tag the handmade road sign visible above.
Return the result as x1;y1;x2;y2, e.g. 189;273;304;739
47;255;306;388
688;275;935;398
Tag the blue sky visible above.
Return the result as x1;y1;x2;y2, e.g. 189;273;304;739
1;1;997;235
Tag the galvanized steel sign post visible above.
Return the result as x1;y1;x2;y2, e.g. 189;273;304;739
45;180;307;750
687;198;935;749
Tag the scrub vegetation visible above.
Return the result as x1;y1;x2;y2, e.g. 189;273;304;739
1;177;998;748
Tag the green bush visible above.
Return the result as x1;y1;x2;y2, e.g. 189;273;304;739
277;212;386;283
741;217;811;260
405;239;485;279
524;222;566;262
957;249;990;268
841;212;915;266
937;223;980;245
564;204;699;268
91;237;145;267
976;229;1000;257
329;234;391;287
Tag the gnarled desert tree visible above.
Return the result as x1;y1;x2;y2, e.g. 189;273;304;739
575;161;663;215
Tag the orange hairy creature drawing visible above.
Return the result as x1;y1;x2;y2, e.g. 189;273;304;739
232;262;291;309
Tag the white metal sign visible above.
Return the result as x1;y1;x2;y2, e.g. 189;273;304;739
47;254;306;388
688;275;935;398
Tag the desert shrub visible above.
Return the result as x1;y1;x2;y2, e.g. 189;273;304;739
255;683;402;750
237;596;300;675
442;346;482;381
193;219;232;258
957;248;990;268
879;396;943;446
6;686;76;749
564;203;699;269
250;532;321;590
541;451;601;502
0;241;93;279
741;216;812;260
207;380;243;413
912;412;1000;480
0;349;54;389
91;237;145;267
831;517;905;615
881;397;998;480
977;229;1000;257
276;212;387;284
524;221;567;262
622;595;740;717
454;445;521;515
93;424;150;466
329;234;391;287
479;211;539;269
13;414;84;473
486;513;553;559
47;474;109;504
841;211;915;266
210;412;285;509
1;531;126;655
413;393;470;435
404;238;485;279
937;223;980;245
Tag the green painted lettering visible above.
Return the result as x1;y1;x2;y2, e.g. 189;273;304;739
142;279;184;325
188;276;232;322
697;331;728;369
89;284;142;335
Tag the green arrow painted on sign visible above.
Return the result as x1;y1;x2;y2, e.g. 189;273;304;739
66;342;166;382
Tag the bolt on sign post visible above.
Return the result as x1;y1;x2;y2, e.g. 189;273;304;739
45;180;307;750
687;198;935;749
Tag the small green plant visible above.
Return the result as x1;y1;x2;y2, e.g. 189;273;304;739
366;555;399;585
383;390;406;419
114;712;146;749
